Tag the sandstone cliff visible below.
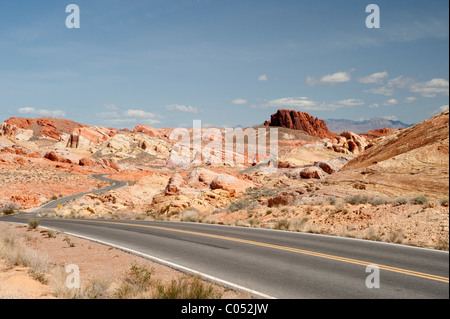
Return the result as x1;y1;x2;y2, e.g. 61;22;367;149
264;109;337;139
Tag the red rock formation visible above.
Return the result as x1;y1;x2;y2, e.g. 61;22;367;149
264;110;337;139
133;124;161;138
4;117;34;130
0;123;19;137
44;151;73;164
3;117;85;141
363;128;395;140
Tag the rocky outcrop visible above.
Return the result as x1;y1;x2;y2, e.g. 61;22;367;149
315;157;350;174
267;189;305;207
1;117;119;146
364;128;395;139
300;166;326;179
0;122;33;141
324;131;369;155
165;173;186;195
264;110;337;139
133;125;161;138
4;117;86;141
44;151;74;164
210;174;252;194
67;127;117;149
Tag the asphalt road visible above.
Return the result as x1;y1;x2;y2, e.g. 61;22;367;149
1;175;448;299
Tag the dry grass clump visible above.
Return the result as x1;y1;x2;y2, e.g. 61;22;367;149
0;224;50;284
180;208;201;222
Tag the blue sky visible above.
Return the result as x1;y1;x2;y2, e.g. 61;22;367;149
0;0;448;129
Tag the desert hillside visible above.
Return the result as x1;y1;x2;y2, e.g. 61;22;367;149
339;110;449;198
0;110;448;250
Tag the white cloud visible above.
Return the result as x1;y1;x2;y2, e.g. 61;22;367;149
336;99;365;106
232;99;248;105
364;87;394;97
383;98;399;106
258;74;269;82
306;76;318;86
383;115;399;121
252;97;318;109
143;119;163;125
410;78;449;98
18;107;66;117
251;97;362;111
319;72;351;84
369;103;380;108
166;104;198;113
387;76;416;88
439;105;449;112
98;108;163;127
404;97;417;103
306;72;351;86
125;109;159;118
358;71;389;84
18;107;36;114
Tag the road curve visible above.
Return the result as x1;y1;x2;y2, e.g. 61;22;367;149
0;175;448;299
17;174;128;218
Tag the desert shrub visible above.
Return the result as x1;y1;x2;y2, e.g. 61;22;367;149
1;201;19;215
154;276;222;299
52;268;113;299
202;215;220;224
64;235;76;248
244;187;278;200
435;237;449;251
411;196;429;205
227;199;256;212
439;199;449;207
113;262;154;299
125;262;154;290
167;210;180;217
46;229;57;238
2;208;15;215
291;218;308;232
275;219;291;230
0;225;50;284
368;197;390;206
28;219;40;229
345;195;369;205
393;197;409;206
248;218;261;227
180;209;201;222
388;230;404;244
326;196;338;205
365;228;382;242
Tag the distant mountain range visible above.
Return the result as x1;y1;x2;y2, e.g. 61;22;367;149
324;118;413;134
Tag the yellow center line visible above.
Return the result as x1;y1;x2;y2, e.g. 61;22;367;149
31;216;450;283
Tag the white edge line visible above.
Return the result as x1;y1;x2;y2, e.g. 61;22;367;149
36;225;276;300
